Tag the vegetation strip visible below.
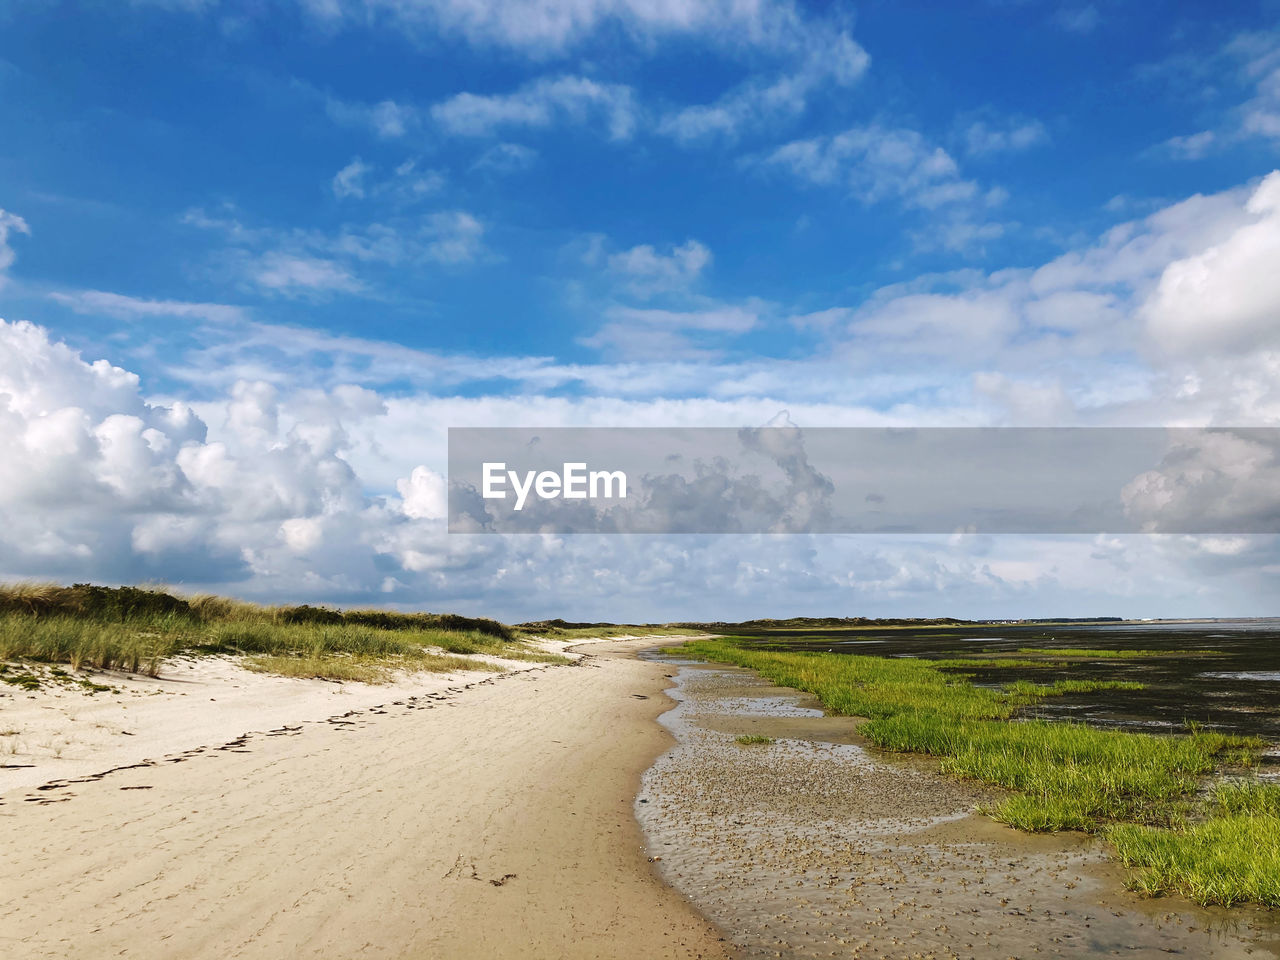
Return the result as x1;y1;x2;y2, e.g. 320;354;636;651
674;637;1277;907
0;583;569;683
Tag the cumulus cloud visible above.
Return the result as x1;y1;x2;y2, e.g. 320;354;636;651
397;466;448;520
2;315;1278;616
0;317;413;588
1142;171;1280;355
1123;429;1280;533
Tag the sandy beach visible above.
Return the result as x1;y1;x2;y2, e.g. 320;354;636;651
0;639;734;960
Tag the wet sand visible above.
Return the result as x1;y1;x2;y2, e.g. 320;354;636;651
637;655;1280;960
0;640;734;960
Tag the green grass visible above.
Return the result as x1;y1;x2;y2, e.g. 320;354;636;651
936;657;1065;669
735;734;776;745
675;638;1254;829
1107;783;1280;906
0;583;567;681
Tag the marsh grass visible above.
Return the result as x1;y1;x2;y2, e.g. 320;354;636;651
1107;783;1280;905
675;639;1260;832
0;583;565;681
735;734;775;745
676;637;1273;905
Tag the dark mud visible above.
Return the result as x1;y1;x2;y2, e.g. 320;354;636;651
753;620;1280;749
637;655;1280;960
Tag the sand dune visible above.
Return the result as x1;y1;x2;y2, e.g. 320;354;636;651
0;639;732;959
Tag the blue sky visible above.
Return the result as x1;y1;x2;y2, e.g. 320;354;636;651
1;0;1279;620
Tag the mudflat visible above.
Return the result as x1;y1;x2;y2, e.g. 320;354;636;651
0;639;733;960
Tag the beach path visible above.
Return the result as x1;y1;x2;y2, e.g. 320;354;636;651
0;640;732;960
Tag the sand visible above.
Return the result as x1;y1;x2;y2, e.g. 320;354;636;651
0;639;734;960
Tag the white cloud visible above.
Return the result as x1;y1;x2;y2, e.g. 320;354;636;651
421;211;486;263
287;0;827;58
765;125;979;210
0;209;30;286
963;118;1048;157
1052;5;1099;34
1142;171;1280;355
397;465;447;520
254;252;362;295
326;96;417;139
3;313;1279;616
1233;31;1280;141
1122;430;1280;533
1160;130;1216;160
432;75;637;140
332;158;445;203
183;201;486;294
581;304;758;360
607;239;712;296
332;158;371;198
1152;31;1280;156
472;142;538;174
49;290;248;324
658;29;868;143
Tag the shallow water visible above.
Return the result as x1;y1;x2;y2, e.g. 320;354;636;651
639;653;1280;960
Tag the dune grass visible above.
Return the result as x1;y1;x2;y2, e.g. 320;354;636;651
244;650;500;683
0;582;566;682
735;734;775;745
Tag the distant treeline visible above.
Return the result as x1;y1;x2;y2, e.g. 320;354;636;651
0;583;514;639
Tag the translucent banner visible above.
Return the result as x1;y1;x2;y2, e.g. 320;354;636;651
447;426;1280;534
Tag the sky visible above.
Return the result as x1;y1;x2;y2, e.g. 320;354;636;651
1;0;1280;621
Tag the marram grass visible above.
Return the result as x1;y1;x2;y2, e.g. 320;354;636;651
0;583;567;681
674;637;1273;907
